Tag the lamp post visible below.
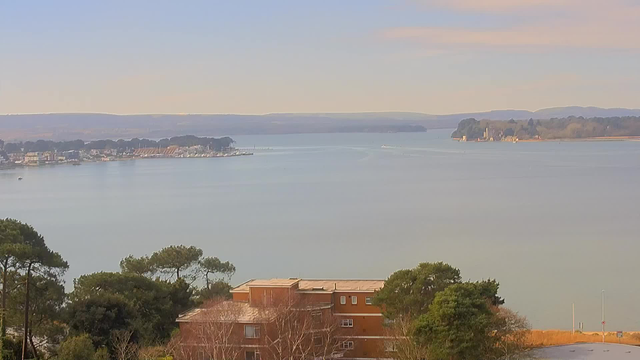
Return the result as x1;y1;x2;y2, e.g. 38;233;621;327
601;290;605;343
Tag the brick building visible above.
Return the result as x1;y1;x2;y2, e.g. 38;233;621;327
177;278;390;360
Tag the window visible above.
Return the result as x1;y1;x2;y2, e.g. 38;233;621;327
244;325;260;338
365;297;373;305
340;296;346;305
312;311;322;326
383;318;396;326
340;319;353;327
341;341;354;350
385;341;398;352
313;335;323;346
245;350;261;360
351;296;357;305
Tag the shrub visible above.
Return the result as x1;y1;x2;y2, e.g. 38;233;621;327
58;334;95;360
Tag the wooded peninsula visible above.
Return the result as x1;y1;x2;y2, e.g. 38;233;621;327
451;116;640;141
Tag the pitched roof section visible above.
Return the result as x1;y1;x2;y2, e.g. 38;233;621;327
177;301;275;323
231;279;384;293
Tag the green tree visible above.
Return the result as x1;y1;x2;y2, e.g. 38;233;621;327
93;347;109;360
373;262;461;319
68;272;192;345
168;278;195;319
476;279;505;306
66;293;134;349
10;274;66;358
3;221;68;360
196;280;232;302
57;334;95;360
119;255;155;277
0;219;27;340
199;257;235;289
2;336;33;360
413;282;500;360
148;245;203;280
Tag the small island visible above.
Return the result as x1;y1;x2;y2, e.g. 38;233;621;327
0;135;252;169
452;116;640;142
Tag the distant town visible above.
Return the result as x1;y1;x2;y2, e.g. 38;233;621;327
0;135;252;169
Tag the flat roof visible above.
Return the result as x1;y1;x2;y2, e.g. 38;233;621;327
245;278;301;287
535;343;639;360
298;280;384;292
232;279;384;293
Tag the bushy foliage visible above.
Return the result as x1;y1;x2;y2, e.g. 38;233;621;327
57;334;95;360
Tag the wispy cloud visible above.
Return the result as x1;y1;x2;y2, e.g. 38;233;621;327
386;1;640;50
415;0;580;13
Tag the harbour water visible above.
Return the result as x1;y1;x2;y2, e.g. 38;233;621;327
1;129;640;330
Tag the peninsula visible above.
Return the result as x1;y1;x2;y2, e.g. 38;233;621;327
0;135;252;168
452;116;640;142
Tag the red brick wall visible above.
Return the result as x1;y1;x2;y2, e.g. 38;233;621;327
333;292;380;314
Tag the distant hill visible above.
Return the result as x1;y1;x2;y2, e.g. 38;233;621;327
1;107;640;141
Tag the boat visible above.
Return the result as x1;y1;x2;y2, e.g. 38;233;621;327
72;162;81;166
17;176;23;181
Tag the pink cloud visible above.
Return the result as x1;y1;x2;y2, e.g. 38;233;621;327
415;0;618;13
386;1;640;50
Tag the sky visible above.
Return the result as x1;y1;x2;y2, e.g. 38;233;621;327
1;0;640;115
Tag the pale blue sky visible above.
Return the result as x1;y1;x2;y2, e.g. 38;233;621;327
1;0;639;114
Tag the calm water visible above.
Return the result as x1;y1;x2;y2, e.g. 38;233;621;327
2;129;640;330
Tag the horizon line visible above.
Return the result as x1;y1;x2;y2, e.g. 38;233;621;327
1;105;639;117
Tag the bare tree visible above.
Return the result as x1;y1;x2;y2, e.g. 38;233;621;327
173;298;248;360
383;316;431;360
165;332;185;359
493;307;533;360
263;295;345;360
138;346;170;360
174;296;346;360
168;331;197;360
111;329;138;360
309;309;346;360
197;300;245;360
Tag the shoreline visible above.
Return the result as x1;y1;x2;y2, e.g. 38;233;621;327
453;136;640;143
0;152;253;171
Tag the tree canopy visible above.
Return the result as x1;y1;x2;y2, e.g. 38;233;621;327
373;262;461;319
0;219;68;360
148;245;203;281
68;272;192;345
57;334;96;360
200;257;236;289
2;221;238;360
119;256;155;277
375;262;531;360
414;282;500;360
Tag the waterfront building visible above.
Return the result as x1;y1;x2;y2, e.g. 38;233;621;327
24;152;44;164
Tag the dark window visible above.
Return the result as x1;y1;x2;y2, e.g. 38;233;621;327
245;350;261;360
